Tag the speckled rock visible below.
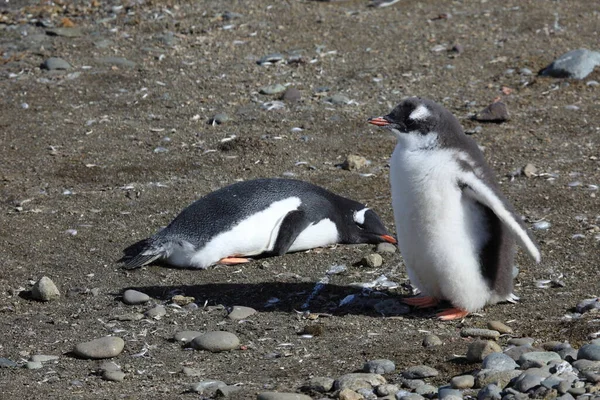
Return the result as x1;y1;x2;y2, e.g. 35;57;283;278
362;253;383;268
31;276;60;301
466;340;502;362
191;331;240;352
302;376;335;393
450;374;475;389
402;365;439;379
342;155;368;171
423;334;443;347
415;384;437;396
339;388;364;400
487;321;513;335
475;369;522;388
363;359;395;374
482;352;518;371
334;373;386;391
228;306;257;320
73;336;125;359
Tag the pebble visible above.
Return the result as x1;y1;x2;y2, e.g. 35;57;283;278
281;87;301;102
376;384;399;396
376;242;397;254
31;276;60;301
482;352;518;371
519;68;533;75
325;94;351;105
182;367;203;377
576;298;600;313
518;351;561;368
98;361;120;373
73;336;125;359
342;155;369;170
190;380;227;396
173;330;203;344
539;48;600;79
398;394;425;400
466;340;502;362
334;373;386;391
260;84;286;95
522;164;538;178
487;321;513;334
532;221;551;231
339;388;364;400
257;53;284;65
475;369;522;388
216;385;242;397
474;102;509;122
97;57;136;68
460;328;500;340
113;313;144;321
477;383;502;400
423;334;443;347
26;361;43;369
400;378;425;389
171;295;194;306
362;253;383;268
210;113;229;125
577;344;600;361
41;57;71;70
504;345;537;361
439;387;463;399
415;384;437;396
450;375;474;389
363;359;395;374
122;289;150;305
227;305;257;320
145;304;166;319
46;27;83;37
102;370;125;382
30;355;59;363
0;358;18;368
302;376;335;392
257;392;312;400
403;365;439;379
507;337;535;346
191;331;240;352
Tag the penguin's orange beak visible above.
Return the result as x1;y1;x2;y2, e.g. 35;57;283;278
368;117;390;126
380;234;397;244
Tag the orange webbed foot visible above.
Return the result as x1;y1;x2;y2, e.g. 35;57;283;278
437;307;469;321
402;296;440;309
218;256;251;265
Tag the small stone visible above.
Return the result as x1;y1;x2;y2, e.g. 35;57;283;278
400;378;425;389
46;27;83;37
487;321;513;334
364;359;395;374
173;331;203;344
532;221;551;230
376;242;397;254
362;253;383;268
260;84;286;95
576;298;600;313
257;53;284;65
415;384;437;396
113;313;144;321
30;355;59;363
26;361;43;369
461;328;500;340
475;369;522;389
145;304;166;319
439;386;463;399
474;102;509;122
504;345;537;361
325;94;351;105
122;289;150;305
518;351;561;368
41;57;71;70
97;57;136;68
508;337;535;346
191;331;240;352
403;365;439;379
342;155;369;170
539;48;600;79
302;376;335;392
523;164;538;178
477;384;502;400
73;336;125;359
376;384;399;396
216;385;242;397
281;88;301;102
398;394;425;400
334;373;386;391
339;388;363;400
519;68;533;75
98;361;120;373
228;306;257;320
190;380;227;396
466;340;502;362
102;370;125;382
482;352;518;371
513;369;550;392
257;392;312;400
450;375;474;389
182;367;203;377
210;113;229;125
423;334;443;347
578;344;600;361
171;295;195;306
31;276;60;301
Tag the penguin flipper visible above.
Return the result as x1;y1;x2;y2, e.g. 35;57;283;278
120;238;164;269
270;210;312;256
459;172;541;263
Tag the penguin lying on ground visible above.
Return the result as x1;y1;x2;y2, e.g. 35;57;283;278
368;97;541;320
121;178;396;269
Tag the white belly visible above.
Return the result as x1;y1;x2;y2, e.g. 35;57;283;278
390;144;492;311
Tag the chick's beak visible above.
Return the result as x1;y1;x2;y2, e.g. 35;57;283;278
380;234;397;244
368;116;390;126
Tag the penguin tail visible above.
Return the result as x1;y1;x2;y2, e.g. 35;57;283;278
119;238;165;269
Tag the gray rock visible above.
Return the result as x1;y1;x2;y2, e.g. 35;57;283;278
541;376;563;389
31;276;60;301
450;374;474;389
577;344;600;361
362;253;383;268
145;304;166;319
356;388;377;400
122;289;150;305
581;370;600;382
73;336;125;359
556;394;575;400
512;368;551;392
30;355;59;363
93;39;113;48
257;392;312;400
281;88;301;102
402;365;439;379
482;352;518;371
364;359;395;374
376;384;399;396
398;394;425;400
474;102;509;122
519;68;533;76
342;155;369;171
415;384;437;396
191;331;240;352
41;57;71;70
216;385;242;397
461;328;500;340
46;27;83;37
302;376;334;392
334;373;386;391
260;84;286;95
400;378;425;389
487;321;513;334
394;390;412;399
557;347;578;362
113;313;144;321
571;359;600;372
182;367;203;377
376;242;397;254
102;370;125;382
325;94;351;105
439;386;463;399
475;369;522;388
477;383;501;400
0;358;18;368
518;351;561;368
504;345;537;361
466;340;502;362
567;386;585;395
423;334;443;347
257;53;284;65
189;380;226;396
173;331;203;344
539;49;600;79
97;57;136;68
210;113;229;125
98;361;120;373
227;306;257;320
508;338;534;347
26;361;43;369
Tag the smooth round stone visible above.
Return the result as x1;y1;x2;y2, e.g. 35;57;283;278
558;347;578;362
450;374;474;389
577;344;600;361
513;369;550;392
439;386;463;399
302;376;334;393
376;384;399;396
402;365;439;379
260;84;286;95
41;57;71;70
257;392;312;400
190;380;226;395
482;352;518;371
173;331;203;344
487;321;513;334
363;359;395;374
504;345;537;361
30;355;59;363
518;351;561;368
227;306;257;320
475;369;522;389
191;331;240;352
519;68;533;75
122;289;150;305
466;340;502;362
102;370;125;382
477;383;501;400
26;361;43;369
423;334;443;347
281;87;301;102
461;328;500;340
415;384;437;396
145;304;166;319
73;336;125;359
376;242;397;254
31;276;60;301
400;378;425;389
334;373;386;391
362;254;383;268
210;113;229;125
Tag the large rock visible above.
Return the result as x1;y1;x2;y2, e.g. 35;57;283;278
539;48;600;79
31;276;60;301
73;336;125;359
191;331;240;352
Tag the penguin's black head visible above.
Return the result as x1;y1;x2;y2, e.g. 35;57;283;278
368;97;453;135
349;207;396;245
